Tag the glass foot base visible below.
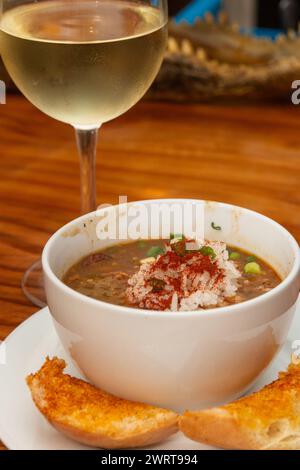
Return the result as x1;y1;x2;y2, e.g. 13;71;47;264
21;259;47;308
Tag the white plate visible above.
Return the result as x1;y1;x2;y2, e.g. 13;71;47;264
0;304;299;450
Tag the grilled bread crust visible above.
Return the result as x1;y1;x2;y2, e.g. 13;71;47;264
27;357;178;449
180;362;300;450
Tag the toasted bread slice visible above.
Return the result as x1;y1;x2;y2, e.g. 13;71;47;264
27;357;178;449
180;362;300;450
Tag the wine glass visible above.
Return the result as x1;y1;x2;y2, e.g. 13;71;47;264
0;0;168;307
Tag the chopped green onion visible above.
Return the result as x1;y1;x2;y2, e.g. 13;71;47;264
229;252;241;261
200;246;216;259
170;233;185;240
211;222;222;231
244;262;261;274
246;255;257;263
146;246;165;258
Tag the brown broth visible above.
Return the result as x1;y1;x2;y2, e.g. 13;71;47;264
63;240;282;309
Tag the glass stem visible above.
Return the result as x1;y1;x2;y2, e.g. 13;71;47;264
75;126;100;214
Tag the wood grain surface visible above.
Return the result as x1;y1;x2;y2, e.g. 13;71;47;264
0;95;300;450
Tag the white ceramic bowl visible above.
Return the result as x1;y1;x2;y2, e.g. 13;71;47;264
42;199;300;411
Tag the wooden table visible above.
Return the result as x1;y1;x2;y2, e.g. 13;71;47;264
0;95;299;450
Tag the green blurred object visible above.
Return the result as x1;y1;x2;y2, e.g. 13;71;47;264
146;246;165;258
229;252;241;261
244;262;262;275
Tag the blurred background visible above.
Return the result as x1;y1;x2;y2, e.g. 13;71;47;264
170;0;300;34
3;0;300;101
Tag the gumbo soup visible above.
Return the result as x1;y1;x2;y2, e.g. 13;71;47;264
63;236;281;311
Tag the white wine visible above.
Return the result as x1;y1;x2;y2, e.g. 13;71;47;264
0;0;167;126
